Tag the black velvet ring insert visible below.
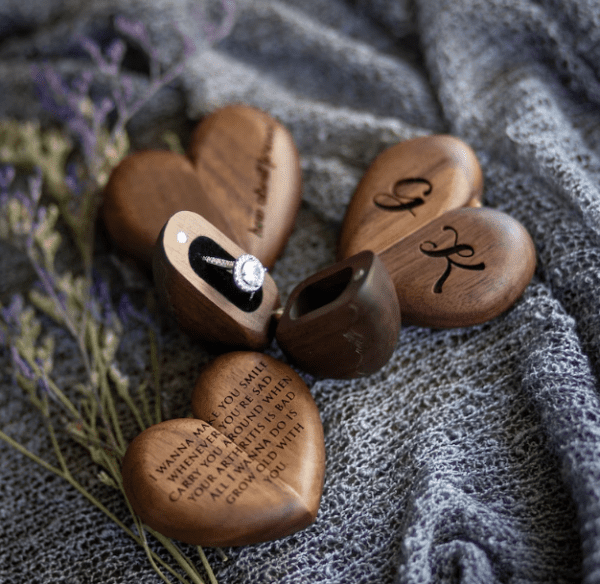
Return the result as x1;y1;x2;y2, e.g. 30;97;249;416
188;236;263;312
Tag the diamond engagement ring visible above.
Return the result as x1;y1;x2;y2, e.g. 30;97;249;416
202;253;267;295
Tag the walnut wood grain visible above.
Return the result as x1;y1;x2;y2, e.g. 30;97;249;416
379;207;536;327
121;417;319;546
102;150;234;265
337;135;483;261
275;251;401;378
152;210;280;349
188;104;302;270
122;352;325;546
191;351;326;538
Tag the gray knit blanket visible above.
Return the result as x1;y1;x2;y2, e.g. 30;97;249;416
1;0;600;582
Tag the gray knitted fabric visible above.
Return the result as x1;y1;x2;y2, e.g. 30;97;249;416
2;0;600;583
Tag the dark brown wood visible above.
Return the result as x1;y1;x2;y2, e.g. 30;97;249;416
379;207;536;327
188;104;303;270
102;150;234;265
121;353;326;546
152;210;280;349
337;135;484;261
275;251;401;378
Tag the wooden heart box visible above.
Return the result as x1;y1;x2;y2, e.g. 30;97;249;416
122;352;326;547
103;104;302;270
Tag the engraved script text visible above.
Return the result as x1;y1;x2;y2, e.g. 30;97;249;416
251;125;275;237
153;361;306;508
419;226;485;293
373;178;433;216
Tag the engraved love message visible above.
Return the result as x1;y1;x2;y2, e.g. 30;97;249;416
122;352;325;547
187;105;302;270
190;354;313;505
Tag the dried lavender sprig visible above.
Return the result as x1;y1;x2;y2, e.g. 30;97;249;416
8;181;127;455
0;249;214;584
1;131;222;582
0;427;207;584
1;5;238;580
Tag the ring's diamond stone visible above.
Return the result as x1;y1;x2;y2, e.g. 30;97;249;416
233;254;266;293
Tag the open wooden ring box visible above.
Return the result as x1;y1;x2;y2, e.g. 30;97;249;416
153;210;401;380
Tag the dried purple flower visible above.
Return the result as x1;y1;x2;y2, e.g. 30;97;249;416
0;166;16;191
1;295;24;335
114;16;152;50
33;65;73;120
28;168;43;205
87;273;114;326
11;345;35;380
77;35;106;71
106;38;127;67
64;162;83;197
72;70;94;97
78;34;126;78
37;372;52;396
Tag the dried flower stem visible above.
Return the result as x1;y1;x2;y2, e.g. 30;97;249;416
0;427;209;584
198;547;220;584
29;256;94;377
87;318;127;454
0;158;218;584
1;5;238;581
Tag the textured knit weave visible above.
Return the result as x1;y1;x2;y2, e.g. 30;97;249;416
1;0;600;583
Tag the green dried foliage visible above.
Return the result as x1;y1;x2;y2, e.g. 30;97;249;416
0;119;128;269
0;149;219;581
0;4;237;579
0;119;72;201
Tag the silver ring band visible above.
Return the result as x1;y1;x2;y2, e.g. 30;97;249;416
202;257;235;269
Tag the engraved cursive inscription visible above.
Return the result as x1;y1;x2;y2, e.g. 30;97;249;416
250;125;275;237
181;361;305;506
373;178;433;216
419;226;485;293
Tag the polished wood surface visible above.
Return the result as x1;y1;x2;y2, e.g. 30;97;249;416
102;150;234;265
153;211;280;349
121;417;316;546
275;251;400;378
191;351;325;542
188;105;302;270
337;135;483;261
379;207;536;327
121;353;326;547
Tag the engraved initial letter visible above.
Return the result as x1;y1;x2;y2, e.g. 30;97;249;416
419;226;485;293
373;178;433;216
